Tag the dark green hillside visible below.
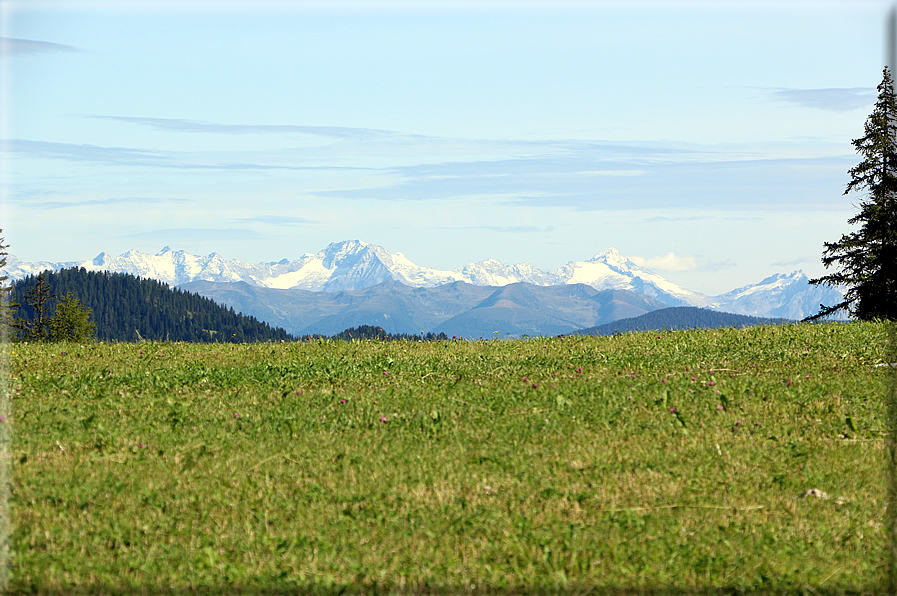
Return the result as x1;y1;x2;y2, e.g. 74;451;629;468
10;268;296;342
575;306;788;336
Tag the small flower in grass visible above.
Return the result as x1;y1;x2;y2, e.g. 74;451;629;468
576;367;583;373
139;443;146;448
296;389;302;396
532;382;538;389
0;416;6;422
669;407;676;413
234;413;240;418
786;380;792;387
716;405;724;410
340;399;346;404
661;378;667;383
522;377;529;382
754;421;761;426
552;372;558;377
735;420;741;426
383;371;389;376
805;374;810;379
708;381;715;387
691;376;697;381
380;416;388;423
729;373;734;378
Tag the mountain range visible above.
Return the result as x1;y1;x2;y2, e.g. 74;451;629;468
2;239;843;335
178;279;677;338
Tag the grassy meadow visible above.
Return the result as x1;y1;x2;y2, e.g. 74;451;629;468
4;321;894;594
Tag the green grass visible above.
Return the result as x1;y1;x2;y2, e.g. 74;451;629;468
5;321;893;594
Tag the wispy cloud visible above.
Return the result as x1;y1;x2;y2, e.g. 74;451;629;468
315;153;854;210
127;228;263;241
1;139;166;165
87;116;399;140
237;216;320;226
771;255;819;267
643;214;764;223
768;87;875;112
453;225;554;233
1;138;371;170
632;252;736;273
28;197;191;210
0;37;81;55
696;257;736;272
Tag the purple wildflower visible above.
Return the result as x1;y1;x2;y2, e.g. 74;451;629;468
380;416;388;423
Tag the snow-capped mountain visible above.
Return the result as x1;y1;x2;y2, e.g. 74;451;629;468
2;240;843;320
553;248;714;308
710;271;840;320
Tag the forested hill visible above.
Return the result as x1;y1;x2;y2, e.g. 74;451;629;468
10;268;296;342
574;306;788;337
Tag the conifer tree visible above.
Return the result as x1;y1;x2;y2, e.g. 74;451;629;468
48;291;96;342
15;273;54;341
807;67;897;320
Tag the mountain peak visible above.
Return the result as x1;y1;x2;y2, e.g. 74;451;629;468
592;247;621;258
0;240;843;321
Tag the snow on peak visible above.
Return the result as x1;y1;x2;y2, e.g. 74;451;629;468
0;241;840;320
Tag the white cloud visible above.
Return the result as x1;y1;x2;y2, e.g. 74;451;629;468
630;252;698;272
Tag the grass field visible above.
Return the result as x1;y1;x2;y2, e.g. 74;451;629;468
4;321;894;594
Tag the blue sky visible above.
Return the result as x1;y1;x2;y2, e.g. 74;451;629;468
0;0;893;295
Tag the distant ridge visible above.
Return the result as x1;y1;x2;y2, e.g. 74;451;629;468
179;280;670;338
574;306;788;337
2;239;845;321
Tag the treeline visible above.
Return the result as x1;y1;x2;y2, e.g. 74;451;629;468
304;324;450;342
10;268;296;343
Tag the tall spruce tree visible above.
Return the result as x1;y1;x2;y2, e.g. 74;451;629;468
806;67;897;320
15;273;55;341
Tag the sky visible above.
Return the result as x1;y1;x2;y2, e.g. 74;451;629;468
0;0;894;296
